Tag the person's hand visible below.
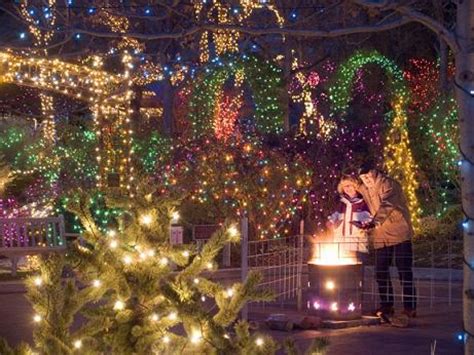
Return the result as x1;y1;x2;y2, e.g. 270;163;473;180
359;221;376;230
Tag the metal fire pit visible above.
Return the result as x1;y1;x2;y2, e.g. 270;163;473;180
306;262;363;320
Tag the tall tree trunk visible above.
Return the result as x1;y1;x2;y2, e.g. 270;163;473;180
455;1;474;353
162;79;175;136
439;37;449;91
282;43;292;132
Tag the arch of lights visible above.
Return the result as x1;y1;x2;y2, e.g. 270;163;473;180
0;51;134;193
329;51;421;228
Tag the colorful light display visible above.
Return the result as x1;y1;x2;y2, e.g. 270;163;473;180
329;51;421;229
189;55;284;138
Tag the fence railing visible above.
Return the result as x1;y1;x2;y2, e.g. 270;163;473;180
0;216;67;275
240;224;463;319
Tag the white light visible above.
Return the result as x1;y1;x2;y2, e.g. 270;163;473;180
458;160;464;167
313;301;320;310
463;220;470;229
140;214;152;225
330;302;338;311
190;329;202;344
163;335;170;344
348;302;356;312
193;278;200;284
325;280;335;290
109;239;118;249
224;333;230;339
92;279;101;288
201;296;206;302
147;249;155;257
33;314;42;322
150;313;159;322
73;340;82;349
33;277;43;286
168;312;177;320
19;32;26;39
114;300;125;310
470;90;474;96
107;230;116;237
225;288;234;298
227;225;239;238
255;338;264;346
171;211;180;222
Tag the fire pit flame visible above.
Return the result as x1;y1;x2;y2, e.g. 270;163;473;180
309;242;359;265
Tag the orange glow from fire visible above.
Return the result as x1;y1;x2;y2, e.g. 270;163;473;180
309;242;359;266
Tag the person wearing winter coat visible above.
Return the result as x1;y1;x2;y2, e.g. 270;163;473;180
357;163;417;319
327;176;372;263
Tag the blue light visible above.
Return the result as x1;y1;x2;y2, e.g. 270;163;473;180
88;7;95;14
176;56;181;61
29;9;35;15
67;0;73;5
290;11;297;19
75;33;81;40
145;8;151;15
252;44;257;50
233;8;239;14
19;32;26;39
462;220;469;229
164;66;169;71
458;160;464;167
45;13;50;19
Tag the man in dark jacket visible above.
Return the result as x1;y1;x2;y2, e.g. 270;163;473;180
357;163;417;318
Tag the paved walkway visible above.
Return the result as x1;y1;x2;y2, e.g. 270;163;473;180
268;307;463;354
0;282;464;354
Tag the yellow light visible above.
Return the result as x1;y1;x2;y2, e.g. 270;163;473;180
225;288;234;298
33;314;42;323
114;300;125;310
206;262;213;270
227;225;239;238
140;214;152;225
107;230;116;237
163;335;170;344
109;240;118;249
73;340;82;349
160;257;169;266
182;250;190;257
33;277;43;286
150;313;159;322
193;278;200;284
92;279;101;288
171;211;180;223
255;338;264;346
190;329;202;344
168;312;177;320
123;255;132;265
325;280;335;290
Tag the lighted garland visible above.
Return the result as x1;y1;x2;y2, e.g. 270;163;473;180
329;51;421;228
419;96;459;215
188;55;284;138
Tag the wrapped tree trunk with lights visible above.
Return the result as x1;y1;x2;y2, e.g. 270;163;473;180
0;181;277;354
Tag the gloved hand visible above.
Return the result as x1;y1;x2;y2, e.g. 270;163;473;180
359;221;376;230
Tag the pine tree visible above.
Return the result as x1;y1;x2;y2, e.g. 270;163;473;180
0;153;13;196
1;180;277;354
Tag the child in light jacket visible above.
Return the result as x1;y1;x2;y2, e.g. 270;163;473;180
327;176;372;262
